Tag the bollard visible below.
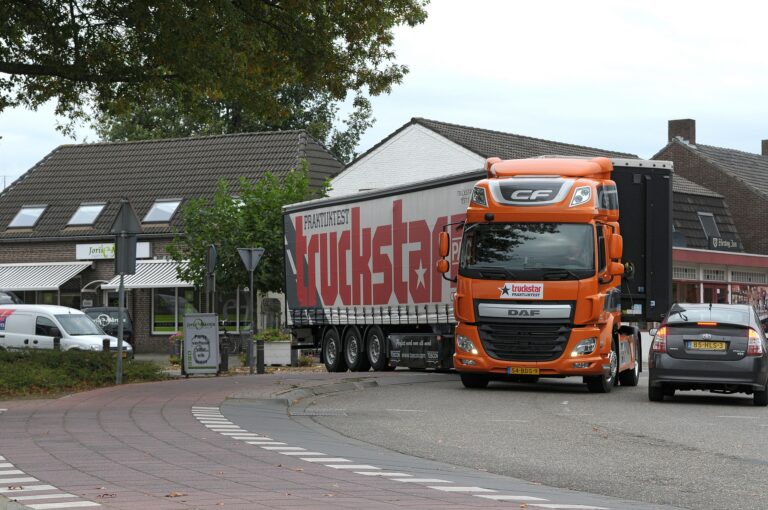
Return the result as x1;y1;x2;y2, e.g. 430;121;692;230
247;336;254;375
102;338;110;352
219;336;228;373
256;338;264;374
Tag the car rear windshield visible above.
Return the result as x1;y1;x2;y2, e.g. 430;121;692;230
666;307;749;326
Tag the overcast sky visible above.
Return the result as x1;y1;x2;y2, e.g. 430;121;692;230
2;0;768;188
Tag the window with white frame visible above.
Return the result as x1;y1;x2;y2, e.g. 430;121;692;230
673;266;697;280
144;199;182;223
9;205;47;228
68;202;106;225
731;271;767;284
702;268;726;281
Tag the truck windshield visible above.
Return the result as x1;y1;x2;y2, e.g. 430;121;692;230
55;314;105;336
459;223;595;280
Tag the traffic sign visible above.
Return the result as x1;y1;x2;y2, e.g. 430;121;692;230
238;247;265;272
110;200;142;235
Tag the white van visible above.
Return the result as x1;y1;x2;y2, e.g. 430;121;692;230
0;304;132;356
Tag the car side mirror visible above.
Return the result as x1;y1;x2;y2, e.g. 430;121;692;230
649;328;657;337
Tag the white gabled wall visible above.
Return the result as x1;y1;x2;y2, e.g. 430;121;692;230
329;124;485;197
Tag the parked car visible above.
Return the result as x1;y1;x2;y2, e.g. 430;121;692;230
82;307;134;350
648;303;768;406
0;304;131;357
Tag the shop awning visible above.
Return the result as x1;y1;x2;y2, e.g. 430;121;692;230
0;262;93;291
102;260;193;290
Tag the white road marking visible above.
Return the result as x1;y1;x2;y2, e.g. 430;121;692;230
204;424;240;428
326;464;380;470
199;420;231;423
0;485;57;494
191;406;220;410
385;409;427;413
27;503;101;509
531;505;608;509
0;476;38;483
231;436;268;440
0;456;5;461
261;446;305;451
0;463;13;468
280;451;325;456
391;478;451;483
301;457;349;463
0;470;24;475
355;472;412;477
9;494;77;501
716;415;759;419
477;495;548;501
246;441;286;446
429;486;496;492
220;433;268;437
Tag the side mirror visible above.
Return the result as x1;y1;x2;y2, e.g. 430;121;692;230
609;261;624;276
649;328;658;337
436;259;449;274
438;231;450;258
609;233;623;260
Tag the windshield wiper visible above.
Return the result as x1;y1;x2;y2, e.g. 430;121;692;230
472;266;516;279
538;267;580;280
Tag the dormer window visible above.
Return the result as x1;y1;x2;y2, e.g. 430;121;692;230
68;202;106;225
143;199;181;223
8;205;47;228
697;212;720;239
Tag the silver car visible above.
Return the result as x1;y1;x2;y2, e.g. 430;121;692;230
648;303;768;406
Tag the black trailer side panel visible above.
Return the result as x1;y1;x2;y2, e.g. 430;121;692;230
613;163;673;322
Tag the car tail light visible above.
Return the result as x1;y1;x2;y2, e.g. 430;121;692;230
651;327;667;353
697;322;718;326
747;329;764;356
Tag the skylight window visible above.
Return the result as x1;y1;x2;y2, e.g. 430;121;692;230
143;199;181;223
8;205;47;228
68;203;106;225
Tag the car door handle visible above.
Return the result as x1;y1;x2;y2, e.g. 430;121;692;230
33;340;38;344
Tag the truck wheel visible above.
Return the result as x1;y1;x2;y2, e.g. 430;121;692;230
322;328;347;373
365;326;389;371
618;337;640;387
343;327;370;372
460;373;490;389
585;340;617;393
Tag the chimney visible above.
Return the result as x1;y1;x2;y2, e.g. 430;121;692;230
668;119;696;144
762;140;768;156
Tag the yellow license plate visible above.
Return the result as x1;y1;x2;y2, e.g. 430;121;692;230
688;341;726;351
508;367;540;375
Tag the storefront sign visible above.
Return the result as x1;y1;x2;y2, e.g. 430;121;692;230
182;313;220;375
708;237;741;252
76;242;150;260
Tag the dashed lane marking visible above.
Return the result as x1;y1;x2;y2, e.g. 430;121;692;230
192;406;617;510
26;503;101;509
0;460;100;507
0;470;25;475
0;476;39;483
7;494;77;501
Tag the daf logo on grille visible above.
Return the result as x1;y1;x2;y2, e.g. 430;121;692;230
508;309;541;317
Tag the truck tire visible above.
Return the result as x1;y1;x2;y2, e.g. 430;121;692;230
618;337;640;386
585;339;617;393
343;326;370;372
322;328;347;373
460;373;490;389
365;326;389;371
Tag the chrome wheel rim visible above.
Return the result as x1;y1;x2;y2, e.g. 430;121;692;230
346;335;359;364
369;335;381;363
325;338;337;365
608;350;618;382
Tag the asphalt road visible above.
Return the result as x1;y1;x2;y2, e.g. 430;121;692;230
307;370;768;510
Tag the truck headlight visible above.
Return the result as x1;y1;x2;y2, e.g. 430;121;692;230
569;186;592;207
471;186;488;207
457;335;478;355
571;337;597;356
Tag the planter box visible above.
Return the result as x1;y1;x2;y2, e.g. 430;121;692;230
263;341;291;366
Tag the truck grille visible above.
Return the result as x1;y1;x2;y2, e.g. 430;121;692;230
478;322;571;362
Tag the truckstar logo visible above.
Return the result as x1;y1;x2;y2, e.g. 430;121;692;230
499;282;544;299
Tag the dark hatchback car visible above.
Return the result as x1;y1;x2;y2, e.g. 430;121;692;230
83;307;134;351
648;303;768;406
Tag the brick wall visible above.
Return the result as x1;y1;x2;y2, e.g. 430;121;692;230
657;142;768;255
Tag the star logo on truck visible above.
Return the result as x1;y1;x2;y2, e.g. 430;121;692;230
499;284;511;297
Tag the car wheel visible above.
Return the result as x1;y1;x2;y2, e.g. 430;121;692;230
648;384;664;402
618;337;640;387
754;385;768;407
586;339;617;393
322;328;347;373
460;373;490;389
365;326;389;371
343;327;370;372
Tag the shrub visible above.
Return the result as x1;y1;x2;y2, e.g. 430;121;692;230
254;328;290;343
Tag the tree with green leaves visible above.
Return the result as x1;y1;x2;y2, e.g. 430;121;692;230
167;162;329;296
0;0;428;160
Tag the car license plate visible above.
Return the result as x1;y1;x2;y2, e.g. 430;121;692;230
687;341;726;351
508;367;540;375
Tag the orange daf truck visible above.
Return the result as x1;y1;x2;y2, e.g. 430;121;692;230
437;156;673;392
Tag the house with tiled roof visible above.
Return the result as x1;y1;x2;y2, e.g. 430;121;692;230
0;131;343;352
656;119;768;312
330;117;637;197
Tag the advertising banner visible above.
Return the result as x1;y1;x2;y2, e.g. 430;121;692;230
182;313;220;375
